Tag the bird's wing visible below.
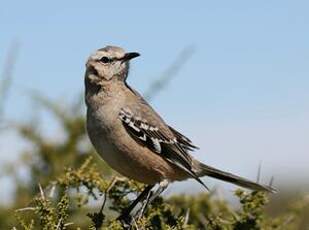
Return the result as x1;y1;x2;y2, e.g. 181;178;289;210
119;101;207;189
167;125;199;152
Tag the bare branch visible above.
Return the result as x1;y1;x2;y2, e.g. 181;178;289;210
15;207;36;212
0;41;20;119
269;176;274;187
256;161;262;183
143;46;195;101
38;183;45;200
183;208;190;226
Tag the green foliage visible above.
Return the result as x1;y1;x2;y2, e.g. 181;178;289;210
11;157;309;229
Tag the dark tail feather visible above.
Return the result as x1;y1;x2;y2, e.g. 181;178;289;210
195;161;277;193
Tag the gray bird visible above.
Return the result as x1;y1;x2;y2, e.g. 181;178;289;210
84;45;276;218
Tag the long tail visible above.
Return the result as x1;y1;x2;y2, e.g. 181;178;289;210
195;161;277;193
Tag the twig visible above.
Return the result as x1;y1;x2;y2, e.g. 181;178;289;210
87;176;122;229
209;186;218;198
63;222;73;227
197;213;209;226
38;183;45;200
49;182;57;198
15;207;36;212
269;176;274;187
256;161;262;183
280;215;294;227
183;208;190;226
55;217;63;230
143;46;195;101
100;176;121;213
133;217;139;230
0;41;20;119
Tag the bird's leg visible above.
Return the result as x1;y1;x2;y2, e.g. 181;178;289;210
136;190;153;220
136;180;169;220
149;180;169;203
117;184;154;224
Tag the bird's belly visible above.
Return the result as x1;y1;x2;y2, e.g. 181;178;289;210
87;119;187;184
91;137;163;184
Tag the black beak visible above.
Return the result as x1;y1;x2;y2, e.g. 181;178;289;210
121;52;140;62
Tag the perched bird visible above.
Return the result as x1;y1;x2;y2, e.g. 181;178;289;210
84;46;275;207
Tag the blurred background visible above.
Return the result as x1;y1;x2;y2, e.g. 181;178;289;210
1;0;309;228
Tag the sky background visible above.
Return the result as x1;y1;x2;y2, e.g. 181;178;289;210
1;0;309;199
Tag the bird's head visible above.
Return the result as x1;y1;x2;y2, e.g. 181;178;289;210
85;46;140;84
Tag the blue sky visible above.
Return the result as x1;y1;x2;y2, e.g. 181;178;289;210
1;1;309;197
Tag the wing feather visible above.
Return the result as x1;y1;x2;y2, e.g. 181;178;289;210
119;107;208;189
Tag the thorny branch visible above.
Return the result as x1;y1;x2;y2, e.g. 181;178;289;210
0;41;20;120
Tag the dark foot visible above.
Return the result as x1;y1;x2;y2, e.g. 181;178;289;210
87;210;105;229
117;213;134;229
117;185;154;227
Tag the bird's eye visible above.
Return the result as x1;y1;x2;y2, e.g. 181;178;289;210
99;56;112;64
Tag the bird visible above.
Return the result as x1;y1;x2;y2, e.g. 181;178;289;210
84;45;276;219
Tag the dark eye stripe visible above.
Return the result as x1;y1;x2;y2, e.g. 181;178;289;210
99;56;112;63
